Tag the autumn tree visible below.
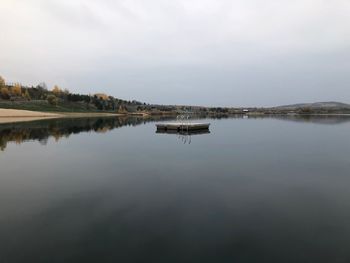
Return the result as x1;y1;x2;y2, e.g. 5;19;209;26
0;76;5;88
0;87;10;99
11;84;22;96
52;85;62;95
94;93;109;100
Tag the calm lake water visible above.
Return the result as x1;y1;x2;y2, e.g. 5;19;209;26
1;116;350;263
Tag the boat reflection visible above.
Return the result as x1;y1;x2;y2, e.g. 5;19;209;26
156;129;210;144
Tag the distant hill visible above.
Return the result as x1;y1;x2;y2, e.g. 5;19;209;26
274;102;350;110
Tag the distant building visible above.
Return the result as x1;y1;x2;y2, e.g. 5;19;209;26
242;109;249;113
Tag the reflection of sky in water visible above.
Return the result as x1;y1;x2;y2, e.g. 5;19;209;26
0;116;350;262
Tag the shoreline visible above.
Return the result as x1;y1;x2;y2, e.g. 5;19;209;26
1;108;350;125
0;109;126;124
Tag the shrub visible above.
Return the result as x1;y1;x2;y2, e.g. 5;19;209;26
47;95;58;106
0;87;10;99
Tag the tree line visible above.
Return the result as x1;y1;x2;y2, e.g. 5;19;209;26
0;75;145;112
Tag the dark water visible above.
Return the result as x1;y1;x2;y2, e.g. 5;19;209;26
1;116;350;263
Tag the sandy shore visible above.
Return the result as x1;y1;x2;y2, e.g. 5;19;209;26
0;109;123;124
0;109;62;118
0;109;61;123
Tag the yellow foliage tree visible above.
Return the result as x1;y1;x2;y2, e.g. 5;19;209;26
52;85;62;94
11;84;22;96
0;76;5;88
94;93;109;100
1;87;10;99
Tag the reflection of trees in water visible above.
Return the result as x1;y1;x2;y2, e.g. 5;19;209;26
2;114;348;151
0;116;173;151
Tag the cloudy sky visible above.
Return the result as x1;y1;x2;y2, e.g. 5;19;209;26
1;0;350;106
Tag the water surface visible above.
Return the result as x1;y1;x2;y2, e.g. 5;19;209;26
1;116;350;263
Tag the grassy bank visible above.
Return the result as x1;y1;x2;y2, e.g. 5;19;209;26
0;100;118;113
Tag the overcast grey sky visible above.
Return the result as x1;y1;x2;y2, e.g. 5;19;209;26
1;0;350;106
